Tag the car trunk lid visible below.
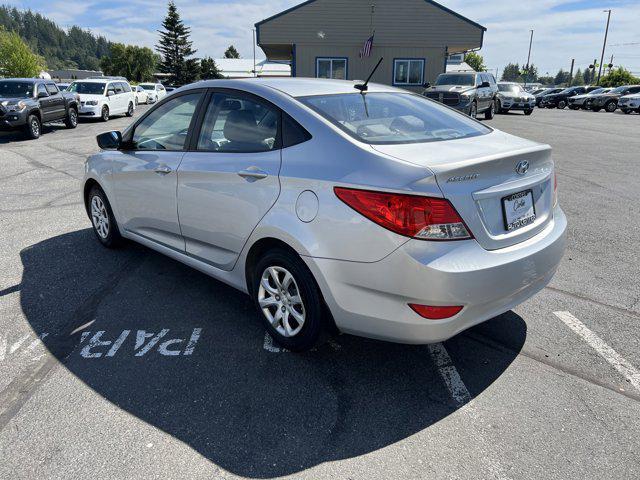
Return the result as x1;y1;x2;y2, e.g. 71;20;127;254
371;130;555;250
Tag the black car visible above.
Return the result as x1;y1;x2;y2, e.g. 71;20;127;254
0;78;80;139
589;85;640;112
540;86;600;109
534;88;562;107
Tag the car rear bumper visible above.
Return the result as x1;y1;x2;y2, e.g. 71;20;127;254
306;206;566;344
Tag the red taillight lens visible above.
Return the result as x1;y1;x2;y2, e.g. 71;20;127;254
409;304;463;320
334;187;472;240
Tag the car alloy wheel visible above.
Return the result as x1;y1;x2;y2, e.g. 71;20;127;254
605;102;617;112
66;108;78;128
91;195;110;239
30;117;40;138
258;266;306;338
469;102;477;118
101;106;109;121
126;102;134;117
557;100;567;109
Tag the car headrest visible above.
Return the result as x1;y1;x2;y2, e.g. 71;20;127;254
223;110;262;144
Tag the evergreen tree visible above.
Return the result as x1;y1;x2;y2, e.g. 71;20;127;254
501;63;521;82
200;57;223;79
224;45;240;59
554;69;571;86
156;1;198;85
571;68;584;86
583;67;593;85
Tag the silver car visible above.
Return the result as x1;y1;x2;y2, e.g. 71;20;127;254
83;78;566;351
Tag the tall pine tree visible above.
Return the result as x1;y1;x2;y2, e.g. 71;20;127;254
156;2;198;85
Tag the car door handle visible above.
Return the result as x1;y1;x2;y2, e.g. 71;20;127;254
154;165;172;175
237;167;268;180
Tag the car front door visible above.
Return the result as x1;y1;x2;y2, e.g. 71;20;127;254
476;74;489;110
177;90;282;270
45;83;65;120
36;83;54;121
110;90;205;250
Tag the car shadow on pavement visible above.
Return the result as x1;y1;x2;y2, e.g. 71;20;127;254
17;229;526;478
0;124;68;144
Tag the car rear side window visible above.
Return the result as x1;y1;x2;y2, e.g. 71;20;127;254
122;83;132;93
282;113;311;148
114;83;124;94
132;93;202;150
299;92;490;145
196;92;281;152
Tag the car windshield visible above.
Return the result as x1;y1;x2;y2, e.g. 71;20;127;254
559;87;579;94
299;92;491;145
69;82;106;95
435;74;475;86
498;84;524;93
610;86;628;94
0;81;34;97
140;84;155;90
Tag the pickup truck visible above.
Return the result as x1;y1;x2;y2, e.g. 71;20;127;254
0;78;80;139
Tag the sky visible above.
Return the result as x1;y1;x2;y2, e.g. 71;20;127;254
5;0;640;77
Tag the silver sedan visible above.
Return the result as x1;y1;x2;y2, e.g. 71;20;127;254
83;78;566;351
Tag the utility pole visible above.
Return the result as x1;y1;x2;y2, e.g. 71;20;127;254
569;58;575;85
524;29;533;87
597;9;612;83
252;28;257;77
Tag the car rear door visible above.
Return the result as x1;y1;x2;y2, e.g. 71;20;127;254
110;90;205;250
44;83;65;120
177;90;282;270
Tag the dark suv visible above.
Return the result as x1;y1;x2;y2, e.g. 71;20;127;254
0;78;79;139
539;86;600;109
423;72;499;119
589;85;640;112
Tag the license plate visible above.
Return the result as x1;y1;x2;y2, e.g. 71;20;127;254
502;190;536;231
518;103;525;107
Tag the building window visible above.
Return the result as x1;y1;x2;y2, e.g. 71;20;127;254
393;59;425;86
316;58;348;80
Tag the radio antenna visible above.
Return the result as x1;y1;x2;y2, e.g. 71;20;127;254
354;57;383;93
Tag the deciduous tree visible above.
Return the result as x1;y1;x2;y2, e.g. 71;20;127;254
0;28;45;78
463;52;485;72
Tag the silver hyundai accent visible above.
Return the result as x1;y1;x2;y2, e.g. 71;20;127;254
83;78;566;351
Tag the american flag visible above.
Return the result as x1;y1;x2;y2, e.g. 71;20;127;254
359;33;374;58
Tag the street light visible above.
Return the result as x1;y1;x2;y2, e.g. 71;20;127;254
597;10;612;83
524;30;533;87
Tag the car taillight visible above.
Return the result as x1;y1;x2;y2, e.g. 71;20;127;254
334;187;472;240
409;304;463;320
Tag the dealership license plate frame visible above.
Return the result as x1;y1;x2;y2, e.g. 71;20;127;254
502;189;536;231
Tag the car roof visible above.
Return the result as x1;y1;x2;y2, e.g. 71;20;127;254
0;78;42;83
72;79;112;83
188;78;401;98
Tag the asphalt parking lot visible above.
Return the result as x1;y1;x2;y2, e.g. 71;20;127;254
1;105;639;479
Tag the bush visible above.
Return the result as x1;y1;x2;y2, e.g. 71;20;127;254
598;67;640;87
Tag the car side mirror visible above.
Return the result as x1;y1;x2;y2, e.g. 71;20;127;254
423;82;431;89
97;131;122;150
479;81;491;88
37;91;48;98
107;90;115;97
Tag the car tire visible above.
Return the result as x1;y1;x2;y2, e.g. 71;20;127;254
621;108;630;114
64;107;78;129
592;107;601;112
134;98;138;107
569;105;579;110
469;101;477;118
24;114;41;139
557;100;567;109
252;248;326;352
605;101;617;113
88;185;123;248
126;102;134;117
524;109;533;116
484;99;496;119
101;105;110;122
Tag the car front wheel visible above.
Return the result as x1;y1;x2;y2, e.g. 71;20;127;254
484;99;496;119
25;114;41;139
524;109;533;115
469;101;477;118
252;249;325;352
126;102;134;117
557;100;567;109
101;105;110;122
605;101;617;113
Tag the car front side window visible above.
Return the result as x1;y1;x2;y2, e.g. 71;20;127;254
196;92;280;153
132;93;203;151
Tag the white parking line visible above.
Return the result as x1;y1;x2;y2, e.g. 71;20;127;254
427;343;472;406
554;311;640;392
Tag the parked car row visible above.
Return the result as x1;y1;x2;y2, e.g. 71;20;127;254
538;84;640;113
0;77;170;139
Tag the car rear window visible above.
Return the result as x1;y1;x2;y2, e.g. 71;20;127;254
298;92;490;145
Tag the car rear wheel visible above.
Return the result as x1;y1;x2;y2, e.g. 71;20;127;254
569;105;579;110
126;102;134;117
88;186;123;248
101;105;110;122
621;108;630;114
484;99;496;119
252;249;325;352
25;114;41;139
605;101;617;113
64;107;78;128
557;100;567;109
524;109;533;116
